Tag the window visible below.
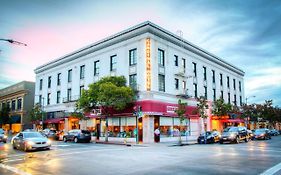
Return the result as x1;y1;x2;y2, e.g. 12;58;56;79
220;91;224;99
80;86;84;97
47;93;51;105
158;49;165;67
203;66;207;81
204;86;207;99
182;80;186;90
67;88;72;101
80;65;85;79
175;78;179;89
227;76;230;88
158;74;165;92
11;100;16;111
17;98;22;110
39;95;42;105
129;49;137;66
234;95;237;105
39;79;43;90
193;83;198;98
182;58;186;69
239;81;241;92
68;69;72;82
110;55;117;71
192;62;197;77
212;70;215;83
94;60;100;76
57;91;61;104
240;96;242;106
57;73;61;86
220;73;223;86
228;93;230;104
129;74;137;90
233;79;236;90
48;76;51;88
213;89;216;101
174;55;178;66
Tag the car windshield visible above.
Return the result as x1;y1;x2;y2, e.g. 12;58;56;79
24;132;44;138
223;127;238;132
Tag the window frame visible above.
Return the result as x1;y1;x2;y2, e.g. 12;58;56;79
158;74;165;92
80;65;85;79
158;49;165;67
68;69;72;83
129;48;137;66
110;55;117;71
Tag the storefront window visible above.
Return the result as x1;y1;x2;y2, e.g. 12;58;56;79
160;117;188;137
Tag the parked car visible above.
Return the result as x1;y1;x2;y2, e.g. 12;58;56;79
253;128;271;140
63;129;91;143
247;130;255;140
0;129;7;143
42;129;59;140
269;129;280;136
197;131;221;144
220;126;249;144
12;131;51;151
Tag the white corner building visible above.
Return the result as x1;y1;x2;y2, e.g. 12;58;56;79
34;21;245;143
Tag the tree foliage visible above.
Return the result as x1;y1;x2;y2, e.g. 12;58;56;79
196;96;209;119
212;98;232;118
0;104;10;124
174;99;187;145
30;103;44;122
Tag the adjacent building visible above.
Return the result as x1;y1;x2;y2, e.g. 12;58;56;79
0;81;35;132
34;21;245;143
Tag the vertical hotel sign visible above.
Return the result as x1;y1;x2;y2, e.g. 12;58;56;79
146;38;151;91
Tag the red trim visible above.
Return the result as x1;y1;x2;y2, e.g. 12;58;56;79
220;119;244;123
44;118;65;124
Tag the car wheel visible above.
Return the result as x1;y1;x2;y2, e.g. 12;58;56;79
235;137;239;144
12;142;17;149
23;145;28;152
63;137;67;142
245;137;249;142
74;137;78;143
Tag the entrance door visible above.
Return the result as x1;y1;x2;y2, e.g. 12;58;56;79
96;119;100;140
138;117;143;142
154;116;160;142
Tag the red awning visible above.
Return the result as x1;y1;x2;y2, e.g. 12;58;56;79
220;118;244;123
44;118;65;124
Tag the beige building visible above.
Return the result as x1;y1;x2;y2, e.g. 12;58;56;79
0;81;35;132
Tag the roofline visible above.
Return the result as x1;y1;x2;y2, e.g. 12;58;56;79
34;21;244;76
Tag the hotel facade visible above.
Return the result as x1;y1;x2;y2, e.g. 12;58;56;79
34;21;245;143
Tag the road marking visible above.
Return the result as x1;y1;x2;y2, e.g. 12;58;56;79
51;145;70;147
260;162;281;175
0;163;31;175
2;158;23;163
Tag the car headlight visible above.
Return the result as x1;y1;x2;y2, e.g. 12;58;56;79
230;133;236;138
260;134;265;136
3;135;7;139
27;141;35;145
47;140;52;145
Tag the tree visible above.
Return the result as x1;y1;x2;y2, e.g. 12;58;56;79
212;98;232;119
195;96;209;144
0;104;10;127
76;76;135;142
174;99;187;145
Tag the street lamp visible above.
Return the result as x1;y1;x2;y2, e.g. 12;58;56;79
245;95;256;105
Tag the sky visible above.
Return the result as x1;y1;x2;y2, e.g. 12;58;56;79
0;0;281;106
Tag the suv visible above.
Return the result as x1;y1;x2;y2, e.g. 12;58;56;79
63;129;91;143
220;126;249;144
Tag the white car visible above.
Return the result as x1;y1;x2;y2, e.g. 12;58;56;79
12;132;51;151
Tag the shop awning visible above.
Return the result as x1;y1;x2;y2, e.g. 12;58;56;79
44;118;65;124
220;118;244;123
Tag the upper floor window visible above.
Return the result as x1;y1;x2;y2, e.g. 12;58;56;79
17;98;22;110
11;100;16;111
182;58;186;69
234;94;237;105
240;96;242;106
220;73;223;86
239;81;241;92
182;81;186;90
68;69;72;82
227;76;230;88
80;65;85;79
110;55;117;71
57;91;61;104
48;76;51;88
39;95;42;106
47;93;51;105
228;93;230;104
174;55;178;66
213;88;216;101
57;73;61;86
175;78;179;89
212;70;215;83
129;74;137;90
193;83;198;98
94;60;100;76
220;91;224;99
129;49;137;66
233;79;236;90
158;74;165;92
39;79;43;90
67;88;72;102
203;66;207;81
192;62;197;77
158;49;165;67
204;86;207;99
80;85;84;97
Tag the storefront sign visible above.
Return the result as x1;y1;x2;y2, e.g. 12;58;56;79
166;106;178;113
146;38;151;91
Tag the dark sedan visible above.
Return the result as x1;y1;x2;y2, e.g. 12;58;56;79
197;131;221;144
63;129;91;143
254;128;271;140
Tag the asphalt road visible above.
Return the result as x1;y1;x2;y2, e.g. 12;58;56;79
1;136;281;175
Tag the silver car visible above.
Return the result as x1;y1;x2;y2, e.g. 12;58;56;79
12;132;51;151
0;129;7;143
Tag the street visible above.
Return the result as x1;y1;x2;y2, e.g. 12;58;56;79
1;136;281;175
